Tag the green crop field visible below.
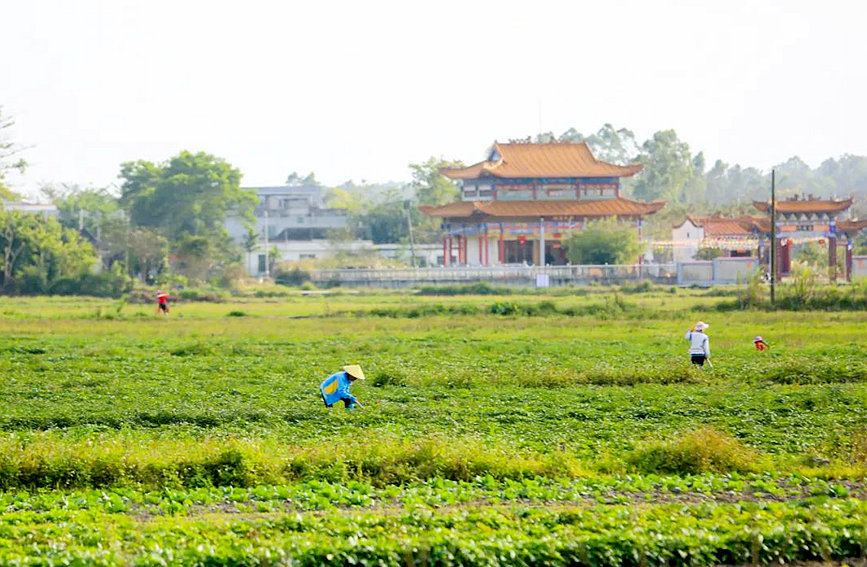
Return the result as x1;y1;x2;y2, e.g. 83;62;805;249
1;287;866;565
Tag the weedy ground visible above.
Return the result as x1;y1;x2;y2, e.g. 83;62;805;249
0;287;866;565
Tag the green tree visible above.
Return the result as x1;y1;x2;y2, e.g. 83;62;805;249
0;107;26;200
410;157;462;207
119;151;256;240
0;209;97;293
124;228;169;283
631;130;693;203
285;171;320;186
42;185;121;236
118;152;255;283
563;220;645;265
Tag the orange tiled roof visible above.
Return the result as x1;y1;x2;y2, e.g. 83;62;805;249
753;197;853;214
441;142;643;180
420;198;665;220
675;215;765;236
838;219;867;232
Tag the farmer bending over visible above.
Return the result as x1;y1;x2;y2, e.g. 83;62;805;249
156;290;170;315
320;365;364;409
685;321;710;366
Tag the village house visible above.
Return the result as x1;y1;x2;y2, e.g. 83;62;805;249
420;141;665;266
226;185;373;276
671;215;767;263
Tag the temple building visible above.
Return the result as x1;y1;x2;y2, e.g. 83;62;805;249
420;141;664;266
753;196;867;281
672;196;866;281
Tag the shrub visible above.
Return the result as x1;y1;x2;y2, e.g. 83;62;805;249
275;267;311;287
177;288;228;302
627;427;760;474
417;282;511;296
563;219;645;265
23;271;133;298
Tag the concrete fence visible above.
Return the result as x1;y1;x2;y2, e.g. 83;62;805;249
310;264;678;288
677;257;761;286
309;256;863;288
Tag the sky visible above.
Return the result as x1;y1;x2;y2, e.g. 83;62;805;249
2;0;866;197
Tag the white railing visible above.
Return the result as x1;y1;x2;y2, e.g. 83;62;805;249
310;264;678;286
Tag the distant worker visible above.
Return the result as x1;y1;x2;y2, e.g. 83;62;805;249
156;290;170;315
685;321;711;366
320;365;365;409
753;336;769;351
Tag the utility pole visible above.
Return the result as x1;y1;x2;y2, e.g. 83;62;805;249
405;201;416;268
263;202;270;279
770;169;776;305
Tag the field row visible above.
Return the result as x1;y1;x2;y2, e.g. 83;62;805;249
1;500;866;565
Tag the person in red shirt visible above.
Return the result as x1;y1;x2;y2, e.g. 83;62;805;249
156;290;170;315
753;336;769;351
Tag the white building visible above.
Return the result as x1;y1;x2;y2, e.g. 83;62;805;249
2;200;58;218
227;185;373;276
671;216;763;262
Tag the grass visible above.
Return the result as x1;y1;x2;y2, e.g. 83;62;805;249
0;290;865;563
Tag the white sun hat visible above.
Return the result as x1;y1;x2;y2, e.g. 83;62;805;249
343;365;365;380
694;321;709;331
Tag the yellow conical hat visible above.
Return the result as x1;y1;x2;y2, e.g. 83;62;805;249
343;365;365;380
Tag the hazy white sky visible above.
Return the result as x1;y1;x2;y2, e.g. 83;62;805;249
2;0;866;196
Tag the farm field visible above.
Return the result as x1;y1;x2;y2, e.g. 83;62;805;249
1;288;866;565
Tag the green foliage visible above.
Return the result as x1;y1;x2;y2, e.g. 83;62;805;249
274;266;312;286
410;156;462;207
0;293;865;562
564;219;645;264
0;209;101;293
627;428;761;474
119;151;256;239
631;129;694;202
694;246;725;260
417;282;513;295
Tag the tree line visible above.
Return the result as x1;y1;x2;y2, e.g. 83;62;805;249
1;103;865;293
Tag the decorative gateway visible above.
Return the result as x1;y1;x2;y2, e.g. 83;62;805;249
421;141;665;266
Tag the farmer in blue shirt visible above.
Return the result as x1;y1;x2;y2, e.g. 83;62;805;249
320;365;365;409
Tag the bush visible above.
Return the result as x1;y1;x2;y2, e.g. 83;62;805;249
44;271;134;298
417;282;512;296
627;427;760;474
177;288;228;302
275;267;311;287
563;219;645;265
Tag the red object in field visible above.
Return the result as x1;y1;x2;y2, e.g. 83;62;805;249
753;335;769;351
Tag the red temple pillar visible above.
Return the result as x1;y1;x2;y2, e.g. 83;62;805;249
477;233;483;266
447;235;453;266
772;238;783;281
454;235;461;265
829;236;838;282
846;239;854;282
483;226;490;266
498;225;505;264
442;236;448;267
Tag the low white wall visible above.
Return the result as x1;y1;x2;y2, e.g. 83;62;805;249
714;257;760;283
